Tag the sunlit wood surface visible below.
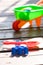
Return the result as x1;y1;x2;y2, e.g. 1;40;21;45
0;0;43;65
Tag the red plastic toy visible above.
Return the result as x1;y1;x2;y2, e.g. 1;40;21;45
3;41;39;50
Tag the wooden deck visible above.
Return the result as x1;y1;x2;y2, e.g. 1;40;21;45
0;0;43;65
0;27;43;40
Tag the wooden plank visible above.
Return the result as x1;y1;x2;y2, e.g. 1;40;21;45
0;50;43;65
0;27;43;40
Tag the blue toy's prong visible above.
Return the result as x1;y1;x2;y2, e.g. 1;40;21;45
11;47;16;56
18;46;24;55
11;46;19;56
15;45;20;55
23;47;28;56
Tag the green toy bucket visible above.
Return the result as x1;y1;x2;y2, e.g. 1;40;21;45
13;4;43;21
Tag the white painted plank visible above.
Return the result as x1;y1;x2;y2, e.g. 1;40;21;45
0;50;43;65
0;0;29;13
